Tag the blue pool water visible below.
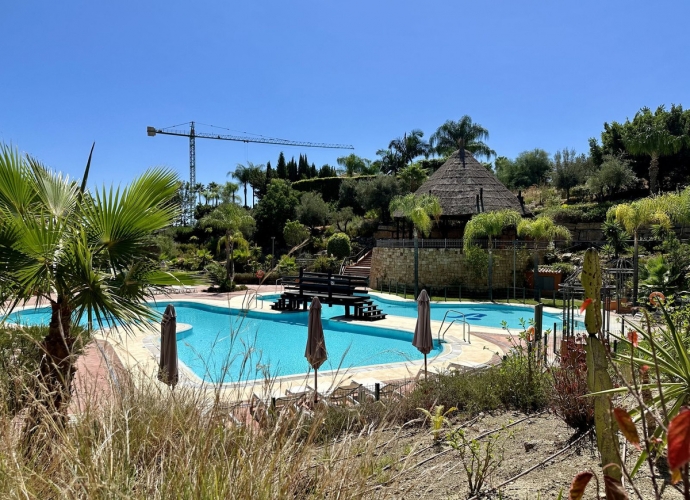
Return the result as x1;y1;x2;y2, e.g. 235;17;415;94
8;302;441;383
260;294;565;331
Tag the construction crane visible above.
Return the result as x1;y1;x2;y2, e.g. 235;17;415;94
147;121;354;187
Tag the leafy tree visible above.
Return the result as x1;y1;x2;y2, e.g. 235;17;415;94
429;115;495;159
496;149;551;189
586;155;638;198
338;177;360;211
355;175;402;222
590;104;690;191
624;105;689;194
327;233;351;259
397;162;429;192
0;145;191;416
200;204;255;284
283;220;310;247
253;179;299;245
333;206;355;232
297;191;331;230
319;164;337;178
552;148;591;200
337;153;376;177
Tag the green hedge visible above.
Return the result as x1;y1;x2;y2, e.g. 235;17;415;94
536;201;615;223
232;272;281;284
292;175;377;202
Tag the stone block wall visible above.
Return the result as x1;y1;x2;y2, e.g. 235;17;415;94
370;247;536;290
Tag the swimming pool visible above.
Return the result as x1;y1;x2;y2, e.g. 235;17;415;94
8;302;442;384
259;293;567;330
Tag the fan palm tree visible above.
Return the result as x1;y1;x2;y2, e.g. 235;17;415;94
207;181;221;206
200;204;255;283
429;116;496;159
624;106;689;194
517;216;572;300
609;198;672;305
0;144;194;417
463;210;522;300
229;163;253;208
389;193;442;298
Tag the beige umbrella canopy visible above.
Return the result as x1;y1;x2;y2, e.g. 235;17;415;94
305;297;327;403
157;304;178;387
413;289;433;380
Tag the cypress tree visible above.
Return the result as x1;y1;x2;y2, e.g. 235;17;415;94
265;160;273;191
276;152;287;179
297;153;309;179
287;156;298;182
310;162;317;178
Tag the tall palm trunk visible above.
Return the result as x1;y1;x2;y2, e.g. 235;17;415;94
243;183;248;208
648;153;660;194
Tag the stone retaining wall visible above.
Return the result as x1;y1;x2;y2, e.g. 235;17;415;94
370;247;538;289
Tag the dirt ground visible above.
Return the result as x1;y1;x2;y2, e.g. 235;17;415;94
360;410;682;499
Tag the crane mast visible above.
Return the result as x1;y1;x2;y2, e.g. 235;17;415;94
147;121;354;187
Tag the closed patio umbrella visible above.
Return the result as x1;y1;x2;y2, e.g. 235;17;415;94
413;289;433;380
305;297;327;403
158;304;178;387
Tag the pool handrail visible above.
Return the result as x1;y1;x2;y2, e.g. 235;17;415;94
438;309;471;344
241;290;264;310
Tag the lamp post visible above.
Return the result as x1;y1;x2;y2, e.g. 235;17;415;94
413;227;419;299
271;236;275;269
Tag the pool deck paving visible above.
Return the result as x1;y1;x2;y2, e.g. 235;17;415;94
10;286;583;412
88;287;512;404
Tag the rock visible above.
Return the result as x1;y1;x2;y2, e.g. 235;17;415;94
524;441;538;452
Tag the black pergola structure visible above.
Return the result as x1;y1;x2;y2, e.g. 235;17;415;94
559;266;616;341
606;258;634;314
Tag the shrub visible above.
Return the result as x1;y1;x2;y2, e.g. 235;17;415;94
292;175;376;203
232;272;281;284
311;255;339;273
549;364;594;435
327;233;351;259
277;255;298;274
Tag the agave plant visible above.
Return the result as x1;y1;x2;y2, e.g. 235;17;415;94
598;296;690;474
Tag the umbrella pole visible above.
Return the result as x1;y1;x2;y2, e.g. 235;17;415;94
424;354;428;381
314;369;318;404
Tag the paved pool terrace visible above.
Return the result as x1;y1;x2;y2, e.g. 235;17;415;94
82;287;571;402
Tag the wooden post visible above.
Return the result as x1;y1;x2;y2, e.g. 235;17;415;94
328;270;332;301
299;268;304;296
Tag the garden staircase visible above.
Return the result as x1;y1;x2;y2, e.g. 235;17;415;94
342;250;372;281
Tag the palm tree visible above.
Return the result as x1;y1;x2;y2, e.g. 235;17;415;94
200;204;255;283
429;116;496;159
246;163;266;206
193;182;205;204
463;210;522;300
337;154;373;177
207;181;221;207
221;181;241;205
0;144;192;417
517;216;571;300
624;106;689;194
230;164;252;208
389;193;442;298
397;163;429;192
609;198;672;305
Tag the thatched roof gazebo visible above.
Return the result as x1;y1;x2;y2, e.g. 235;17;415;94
392;150;529;238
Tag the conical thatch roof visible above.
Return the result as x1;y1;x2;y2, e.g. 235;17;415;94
414;150;529;218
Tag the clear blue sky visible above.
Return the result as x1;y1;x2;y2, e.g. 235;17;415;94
2;1;689;206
